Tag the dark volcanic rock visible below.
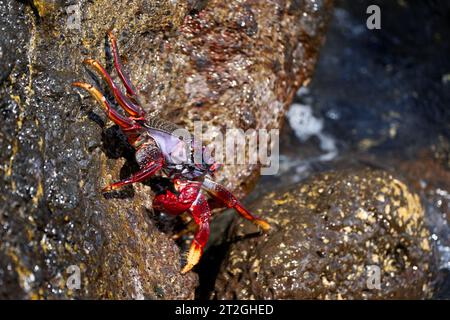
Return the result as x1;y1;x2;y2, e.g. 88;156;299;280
0;0;331;298
214;169;436;299
0;0;29;83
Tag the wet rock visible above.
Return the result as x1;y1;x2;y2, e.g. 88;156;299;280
245;0;450;298
119;0;333;197
214;169;436;299
0;0;29;83
380;145;450;297
0;0;331;298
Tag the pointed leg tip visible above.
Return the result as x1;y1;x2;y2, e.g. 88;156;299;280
83;58;95;66
107;30;116;41
72;82;91;90
171;231;185;240
181;241;203;274
256;219;271;232
102;186;112;193
72;82;91;92
171;234;180;240
180;264;194;274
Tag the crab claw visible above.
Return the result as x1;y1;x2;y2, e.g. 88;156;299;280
182;191;211;273
181;240;203;274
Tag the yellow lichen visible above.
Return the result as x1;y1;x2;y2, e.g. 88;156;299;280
32;0;60;17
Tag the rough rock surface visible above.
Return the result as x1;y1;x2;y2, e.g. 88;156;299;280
0;0;332;298
214;169;436;299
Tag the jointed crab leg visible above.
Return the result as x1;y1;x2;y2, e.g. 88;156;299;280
203;179;270;231
74;31;271;274
182;192;211;274
152;180;212;273
102;157;164;192
72;82;134;129
83;58;145;118
74;80;163;192
107;31;137;98
172;220;198;240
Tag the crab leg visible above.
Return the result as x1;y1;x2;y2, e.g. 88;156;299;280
203;179;270;232
107;31;137;98
181;192;211;274
72;82;134;129
83;59;145;118
102;157;164;192
172;220;198;240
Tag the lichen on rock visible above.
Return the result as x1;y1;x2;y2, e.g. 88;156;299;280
214;169;437;299
0;0;332;299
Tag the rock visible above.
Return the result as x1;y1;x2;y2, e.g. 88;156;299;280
111;0;333;197
379;144;450;297
0;0;29;83
268;0;450;298
214;169;436;299
0;0;332;298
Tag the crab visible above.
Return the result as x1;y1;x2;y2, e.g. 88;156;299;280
72;32;270;273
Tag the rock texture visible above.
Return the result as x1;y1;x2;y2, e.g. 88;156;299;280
214;169;436;299
0;0;332;298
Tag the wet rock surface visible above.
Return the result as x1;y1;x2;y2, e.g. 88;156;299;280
234;0;450;299
0;0;331;298
118;0;333;197
214;169;436;299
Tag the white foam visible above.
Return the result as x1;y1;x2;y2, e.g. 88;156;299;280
287;103;338;162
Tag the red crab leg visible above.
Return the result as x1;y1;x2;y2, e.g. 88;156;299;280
153;179;203;215
72;82;134;129
181;192;211;274
203;179;270;232
83;59;145;118
107;31;137;98
102;157;164;192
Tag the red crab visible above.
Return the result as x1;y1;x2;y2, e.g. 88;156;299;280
73;32;270;273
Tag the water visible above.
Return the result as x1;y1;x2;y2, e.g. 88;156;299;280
196;0;450;299
255;0;450;298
